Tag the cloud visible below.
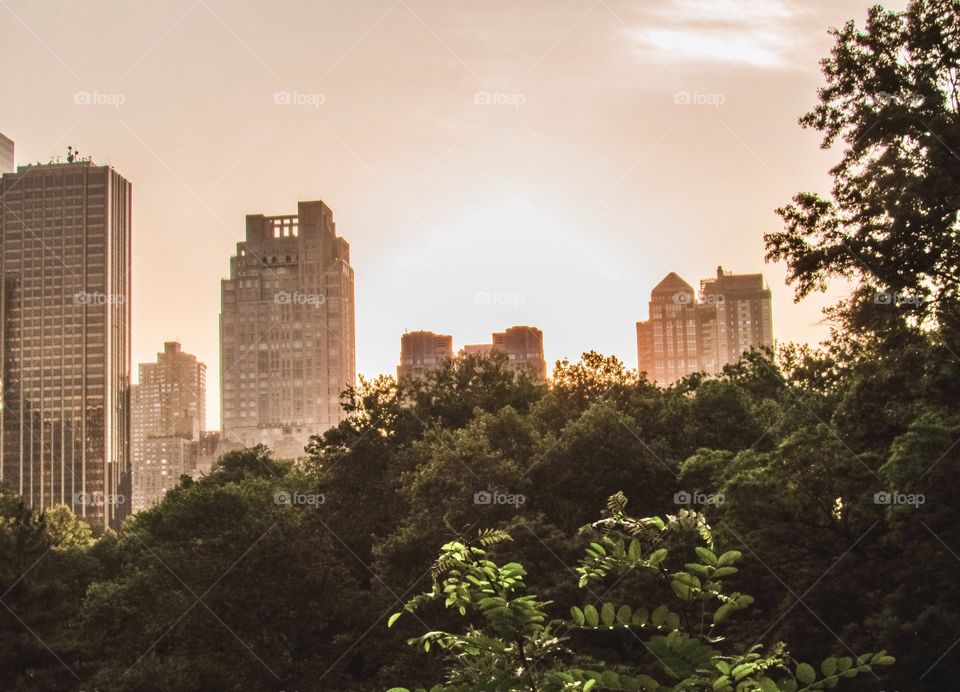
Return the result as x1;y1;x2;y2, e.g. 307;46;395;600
627;0;801;69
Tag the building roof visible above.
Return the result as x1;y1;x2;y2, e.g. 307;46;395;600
651;272;694;295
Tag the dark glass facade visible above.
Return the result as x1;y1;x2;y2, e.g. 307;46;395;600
0;161;131;530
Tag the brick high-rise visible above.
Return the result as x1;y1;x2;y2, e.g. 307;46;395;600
398;330;453;378
0;157;132;530
220;201;355;458
131;342;206;512
460;326;547;380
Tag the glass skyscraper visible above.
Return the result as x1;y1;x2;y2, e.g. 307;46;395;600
0;159;131;530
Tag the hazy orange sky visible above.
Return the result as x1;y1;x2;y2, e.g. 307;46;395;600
0;0;905;426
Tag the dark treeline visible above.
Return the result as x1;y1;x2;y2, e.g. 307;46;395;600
2;335;958;690
3;0;960;689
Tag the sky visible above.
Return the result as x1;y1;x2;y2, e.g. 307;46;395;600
0;0;907;427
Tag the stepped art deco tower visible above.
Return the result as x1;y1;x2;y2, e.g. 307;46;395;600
219;200;355;459
0;155;132;530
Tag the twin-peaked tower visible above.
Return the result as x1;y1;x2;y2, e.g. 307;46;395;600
637;267;773;384
219;201;356;458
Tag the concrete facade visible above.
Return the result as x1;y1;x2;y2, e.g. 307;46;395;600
220;200;356;457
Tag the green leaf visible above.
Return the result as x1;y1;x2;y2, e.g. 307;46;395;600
387;612;402;628
695;546;718;566
795;662;816;684
601;602;616;627
583;680;597;692
713;602;735;624
584;604;600;627
717;550;742;567
648;548;668;566
671;580;690;601
634;674;661;690
601;670;620;687
758;677;779;692
616;604;633;626
570;606;585;626
821;657;837;677
651;604;669;627
685;562;711;577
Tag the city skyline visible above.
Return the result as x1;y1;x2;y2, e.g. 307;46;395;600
0;2;952;689
0;0;897;425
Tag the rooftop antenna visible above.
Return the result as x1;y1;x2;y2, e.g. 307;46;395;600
67;146;75;163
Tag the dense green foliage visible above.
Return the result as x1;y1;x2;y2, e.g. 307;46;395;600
0;0;958;689
2;338;954;690
387;495;893;691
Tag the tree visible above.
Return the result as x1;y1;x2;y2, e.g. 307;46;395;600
78;447;364;692
388;493;894;691
766;0;960;334
42;505;94;550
